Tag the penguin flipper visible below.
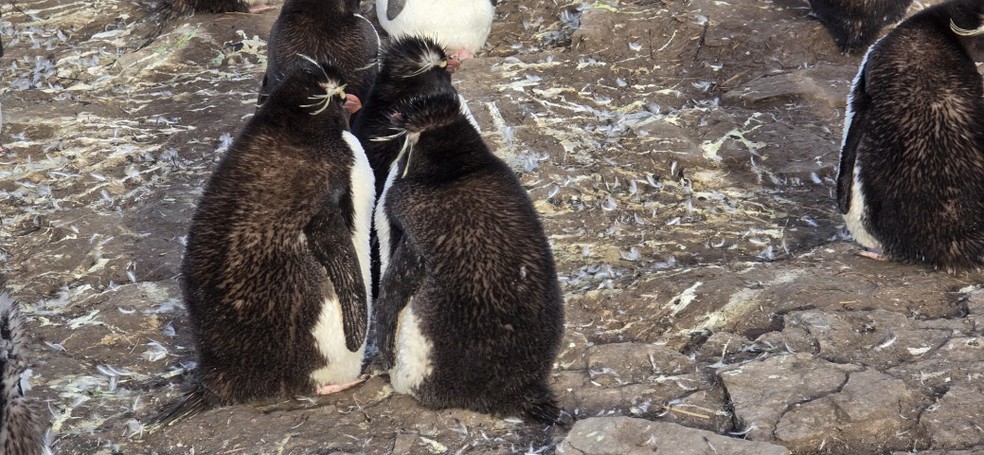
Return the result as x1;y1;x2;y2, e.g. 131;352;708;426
305;207;369;352
385;0;407;21
375;238;425;369
837;66;871;214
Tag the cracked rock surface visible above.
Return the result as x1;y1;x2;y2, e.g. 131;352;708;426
2;0;984;453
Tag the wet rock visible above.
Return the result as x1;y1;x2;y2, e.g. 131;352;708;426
556;417;791;455
920;385;984;449
784;309;952;369
718;352;861;440
775;370;922;453
722;64;855;109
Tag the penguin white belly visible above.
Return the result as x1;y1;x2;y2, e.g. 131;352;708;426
310;132;375;386
375;159;402;274
376;0;495;53
843;164;882;250
389;302;433;396
310;294;366;385
343;131;376;316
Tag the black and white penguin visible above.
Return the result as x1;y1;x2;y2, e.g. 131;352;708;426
373;91;564;423
149;58;375;428
837;0;984;268
1;279;49;455
376;0;497;71
260;0;380;109
808;0;913;52
354;36;456;198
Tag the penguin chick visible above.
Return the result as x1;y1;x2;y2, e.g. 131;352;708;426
376;0;497;71
374;91;564;424
808;0;913;52
147;58;375;429
0;279;49;455
837;0;984;269
260;0;380;109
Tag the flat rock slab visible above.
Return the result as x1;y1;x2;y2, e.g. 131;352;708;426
775;369;922;453
556;417;790;455
921;385;984;450
718;352;861;440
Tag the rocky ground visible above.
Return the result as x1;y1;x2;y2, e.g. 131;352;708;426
2;0;983;453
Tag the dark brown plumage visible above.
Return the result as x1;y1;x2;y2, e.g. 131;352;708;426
808;0;913;52
147;59;373;429
837;0;984;268
260;0;379;108
374;91;564;424
1;278;48;455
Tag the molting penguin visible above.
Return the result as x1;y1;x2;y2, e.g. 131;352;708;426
148;58;375;428
354;36;457;198
837;0;984;269
260;0;380;109
808;0;913;52
373;91;564;423
1;279;49;455
376;0;496;71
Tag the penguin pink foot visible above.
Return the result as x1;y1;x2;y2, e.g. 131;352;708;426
316;376;367;395
858;249;888;261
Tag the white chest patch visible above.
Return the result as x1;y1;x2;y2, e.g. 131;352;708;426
310;294;365;385
343;131;376;316
843;164;882;250
375;158;402;275
389;301;433;397
376;0;495;53
309;132;375;386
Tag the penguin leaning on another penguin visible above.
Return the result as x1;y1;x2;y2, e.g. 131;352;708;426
260;0;380;109
837;0;984;269
807;0;913;52
1;278;50;455
373;90;564;424
147;57;375;429
375;0;497;72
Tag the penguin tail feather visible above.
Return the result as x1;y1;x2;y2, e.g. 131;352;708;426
519;384;561;425
143;386;216;433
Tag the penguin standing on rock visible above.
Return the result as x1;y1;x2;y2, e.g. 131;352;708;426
837;0;984;269
373;91;564;423
260;0;380;109
1;279;49;455
376;0;497;72
808;0;913;52
148;58;375;428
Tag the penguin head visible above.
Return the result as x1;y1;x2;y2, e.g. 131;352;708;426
388;90;463;137
949;3;984;62
263;56;359;125
378;36;453;97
